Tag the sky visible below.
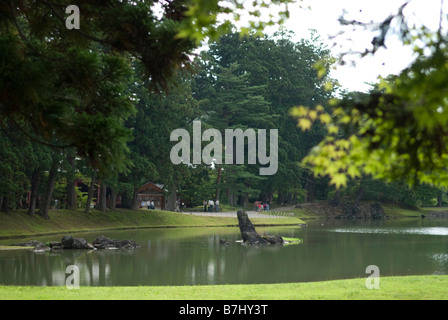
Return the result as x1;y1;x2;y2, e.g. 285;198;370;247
268;0;447;92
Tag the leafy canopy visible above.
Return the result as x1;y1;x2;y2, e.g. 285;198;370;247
291;0;448;188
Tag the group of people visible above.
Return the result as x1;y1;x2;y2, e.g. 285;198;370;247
203;199;220;212
141;200;155;210
254;200;270;212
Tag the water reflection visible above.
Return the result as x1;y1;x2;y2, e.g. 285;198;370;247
431;253;448;275
1;220;448;286
331;227;448;235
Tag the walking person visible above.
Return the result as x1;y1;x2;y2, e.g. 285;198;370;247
215;199;220;212
208;199;213;212
203;200;207;212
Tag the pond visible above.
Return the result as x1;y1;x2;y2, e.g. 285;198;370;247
1;218;448;286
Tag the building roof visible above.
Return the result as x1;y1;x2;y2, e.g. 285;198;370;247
138;182;165;193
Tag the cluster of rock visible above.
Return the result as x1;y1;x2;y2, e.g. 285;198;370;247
296;201;386;219
13;235;140;252
236;209;284;246
329;201;386;219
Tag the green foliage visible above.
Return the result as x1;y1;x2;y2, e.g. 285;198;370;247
177;0;298;44
0;0;202;175
291;1;448;191
0;127;28;198
75;186;89;209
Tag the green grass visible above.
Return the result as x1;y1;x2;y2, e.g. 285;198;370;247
1;275;447;300
282;237;303;245
265;202;427;219
0;208;304;241
382;203;423;217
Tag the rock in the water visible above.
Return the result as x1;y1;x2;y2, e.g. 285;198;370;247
61;235;74;249
262;235;284;245
33;243;50;253
29;235;140;253
72;238;94;250
92;236;140;250
237;209;269;245
236;209;283;246
49;241;63;250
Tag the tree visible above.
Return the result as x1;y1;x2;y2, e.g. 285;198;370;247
193;29;336;205
65;151;77;211
0;0;296;175
0;123;29;214
119;63;198;210
38;151;61;219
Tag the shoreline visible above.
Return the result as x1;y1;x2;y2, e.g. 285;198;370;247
0;202;439;241
0;208;304;242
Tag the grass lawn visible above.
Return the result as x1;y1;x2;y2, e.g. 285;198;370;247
267;202;427;219
0;275;447;300
0;208;303;241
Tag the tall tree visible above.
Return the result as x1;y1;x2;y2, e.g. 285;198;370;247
65;151;77;210
193;29;336;205
119;63;198;210
0;0;296;176
38;151;61;219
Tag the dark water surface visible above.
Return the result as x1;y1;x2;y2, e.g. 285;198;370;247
1;218;448;286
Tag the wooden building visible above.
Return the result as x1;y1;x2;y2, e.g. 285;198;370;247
137;182;165;210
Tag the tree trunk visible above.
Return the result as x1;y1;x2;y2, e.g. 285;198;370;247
1;194;10;215
108;188;117;210
215;165;222;202
98;181;107;212
277;192;284;205
39;157;58;220
65;155;77;210
305;177;315;202
28;168;40;218
437;190;443;207
85;170;97;214
292;192;297;205
121;190;131;209
243;192;249;209
355;187;365;206
165;183;177;211
130;186;139;211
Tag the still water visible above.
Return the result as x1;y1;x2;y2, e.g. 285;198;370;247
1;218;448;286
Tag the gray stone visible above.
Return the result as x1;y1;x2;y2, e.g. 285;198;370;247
262;235;284;245
237;209;269;245
49;242;63;250
61;235;74;249
33;243;50;253
71;238;94;250
92;236;140;250
237;209;284;246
